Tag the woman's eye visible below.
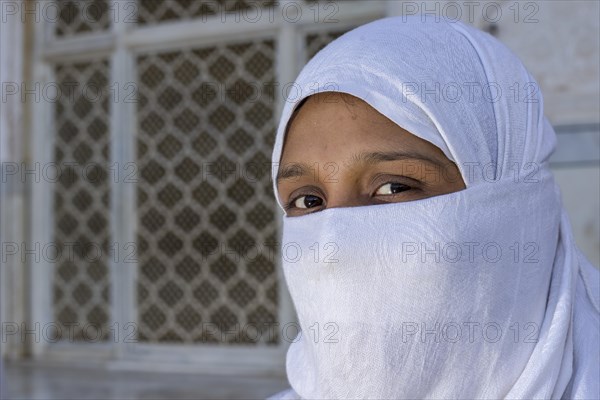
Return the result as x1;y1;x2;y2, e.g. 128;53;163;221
293;194;323;209
375;182;411;195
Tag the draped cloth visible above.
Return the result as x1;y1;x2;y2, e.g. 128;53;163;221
268;16;599;400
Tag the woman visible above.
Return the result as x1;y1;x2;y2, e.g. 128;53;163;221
268;15;599;400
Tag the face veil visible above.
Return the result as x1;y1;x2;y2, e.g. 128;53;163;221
268;16;600;400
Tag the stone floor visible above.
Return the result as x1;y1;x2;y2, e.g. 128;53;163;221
2;360;290;400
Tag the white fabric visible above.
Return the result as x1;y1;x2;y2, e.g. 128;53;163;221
268;16;600;400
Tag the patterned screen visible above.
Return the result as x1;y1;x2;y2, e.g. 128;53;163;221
305;28;352;60
136;39;279;344
50;0;358;348
137;0;276;25
53;59;111;341
55;0;111;37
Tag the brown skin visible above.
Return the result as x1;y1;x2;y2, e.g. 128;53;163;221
277;92;466;217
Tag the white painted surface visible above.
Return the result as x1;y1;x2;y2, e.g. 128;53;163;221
1;0;26;364
552;165;600;268
4;360;290;400
488;0;600;125
456;0;600;269
1;8;26;399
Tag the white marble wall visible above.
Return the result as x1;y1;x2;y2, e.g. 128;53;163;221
493;1;600;267
387;1;600;266
1;0;26;368
487;0;599;125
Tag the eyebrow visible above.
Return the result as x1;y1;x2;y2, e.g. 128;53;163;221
276;150;444;182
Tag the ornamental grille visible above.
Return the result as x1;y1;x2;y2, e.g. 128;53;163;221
53;59;112;341
135;39;279;344
51;0;357;348
53;0;277;34
305;28;352;59
55;0;111;37
136;0;276;25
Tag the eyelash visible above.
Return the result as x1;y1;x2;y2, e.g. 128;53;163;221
284;188;324;211
285;178;414;211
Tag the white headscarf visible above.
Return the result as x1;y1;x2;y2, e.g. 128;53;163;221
268;16;599;400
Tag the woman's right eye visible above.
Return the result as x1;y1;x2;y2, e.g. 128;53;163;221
293;194;323;209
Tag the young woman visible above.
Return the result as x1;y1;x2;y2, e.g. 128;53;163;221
267;15;599;400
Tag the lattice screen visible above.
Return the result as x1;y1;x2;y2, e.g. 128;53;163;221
50;0;360;348
305;28;352;59
53;59;111;341
55;0;111;37
136;40;279;344
137;0;276;25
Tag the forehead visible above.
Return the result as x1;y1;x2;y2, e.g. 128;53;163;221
281;92;445;162
288;92;393;132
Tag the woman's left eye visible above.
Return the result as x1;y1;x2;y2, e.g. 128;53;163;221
374;182;411;195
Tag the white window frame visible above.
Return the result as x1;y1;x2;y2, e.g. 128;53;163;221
27;0;391;375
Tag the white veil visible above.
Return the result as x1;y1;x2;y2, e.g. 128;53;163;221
269;16;599;400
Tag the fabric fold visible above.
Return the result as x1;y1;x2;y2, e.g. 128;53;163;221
269;15;599;400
